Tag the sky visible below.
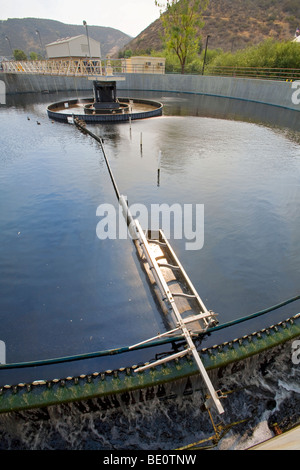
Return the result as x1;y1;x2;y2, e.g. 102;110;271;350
0;0;162;37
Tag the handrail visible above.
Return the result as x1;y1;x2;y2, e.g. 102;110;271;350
206;65;300;81
2;58;104;76
1;58;165;76
0;295;299;370
2;59;300;80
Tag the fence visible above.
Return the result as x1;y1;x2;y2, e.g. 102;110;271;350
1;58;165;76
206;65;300;81
2;58;104;76
2;58;300;81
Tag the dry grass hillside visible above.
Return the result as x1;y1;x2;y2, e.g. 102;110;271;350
121;0;300;55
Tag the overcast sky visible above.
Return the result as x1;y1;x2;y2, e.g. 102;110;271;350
0;0;161;37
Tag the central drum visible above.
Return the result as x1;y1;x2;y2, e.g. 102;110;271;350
84;80;129;115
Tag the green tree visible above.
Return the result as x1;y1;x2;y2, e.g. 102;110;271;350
13;49;27;60
155;0;208;74
29;52;38;60
29;51;43;60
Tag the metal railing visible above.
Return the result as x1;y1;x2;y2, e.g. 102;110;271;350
1;58;165;76
206;65;300;81
2;58;103;76
2;59;299;81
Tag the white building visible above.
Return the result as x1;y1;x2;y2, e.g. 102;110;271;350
121;56;165;74
46;35;101;60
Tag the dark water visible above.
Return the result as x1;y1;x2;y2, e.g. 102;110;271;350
0;90;300;449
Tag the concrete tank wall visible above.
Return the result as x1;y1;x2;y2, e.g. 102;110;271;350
0;72;91;95
1;71;299;112
117;73;300;112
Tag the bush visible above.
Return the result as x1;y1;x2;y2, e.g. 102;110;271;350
13;49;27;60
163;47;223;74
206;39;300;70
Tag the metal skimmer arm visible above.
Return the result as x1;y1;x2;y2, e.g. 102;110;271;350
121;197;224;414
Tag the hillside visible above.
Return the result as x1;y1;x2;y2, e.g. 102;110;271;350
0;17;131;59
122;0;300;54
1;1;299;62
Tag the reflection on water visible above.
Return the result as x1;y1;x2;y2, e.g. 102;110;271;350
0;89;300;449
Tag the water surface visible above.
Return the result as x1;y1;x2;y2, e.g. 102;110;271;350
0;91;300;385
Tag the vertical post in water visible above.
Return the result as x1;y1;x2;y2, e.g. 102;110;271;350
157;149;161;186
129;100;133;136
140;132;143;156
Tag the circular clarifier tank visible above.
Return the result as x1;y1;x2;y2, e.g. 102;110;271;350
47;96;163;123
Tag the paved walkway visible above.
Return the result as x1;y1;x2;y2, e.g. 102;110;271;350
249;425;300;450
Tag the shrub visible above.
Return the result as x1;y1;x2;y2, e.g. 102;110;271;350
206;39;300;71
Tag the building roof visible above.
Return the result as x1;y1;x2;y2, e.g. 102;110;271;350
46;35;98;47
